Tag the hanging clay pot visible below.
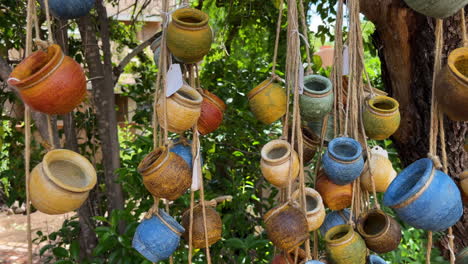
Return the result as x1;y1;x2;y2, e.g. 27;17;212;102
138;147;192;200
362;96;400;140
368;255;387;264
402;0;467;18
460;171;468;198
319;209;351;237
435;47;468;121
181;205;222;249
383;158;463;231
291;188;326;231
307;114;335;143
156;84;203;133
166;8;213;63
360;146;397;193
264;203;308;252
170;139;193;169
8;44;86;115
300;75;334;122
133;209;184;263
41;0;94;20
197;90;226;135
260;140;300;188
356;209;402;254
322;137;364;185
288;126;320;164
248;79;287;124
325;224;367;264
29;149;96;215
456;247;468;264
316;169;352;211
271;249;306;264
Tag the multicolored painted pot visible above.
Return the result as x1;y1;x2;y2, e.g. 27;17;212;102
156;85;202;133
260;140;300;188
300;75;334;121
292;188;326;231
248;79;287;124
322;137;364;185
360;146;397;193
319;209;351;237
166;8;213;63
435;47;468;121
325;224;367;264
42;0;94;19
368;255;387;264
198;90;226;135
8;44;86;115
357;209;401;253
402;0;467;18
264;203;308;252
456;247;468;264
181;205;222;249
133;209;184;263
363;96;400;140
460;171;468;199
138;147;192;200
308;114;335;143
29;149;97;215
316;169;352;211
383;158;463;231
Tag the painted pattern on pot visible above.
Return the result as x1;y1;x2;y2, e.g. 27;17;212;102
357;209;402;253
198;90;226;135
360;146;397;193
322;137;364;185
42;0;94;19
319;209;351;237
248;79;287;124
292;188;326;231
300;75;334;121
181;205;222;249
362;96;400;140
260;140;300;188
383;158;463;231
325;224;367;264
402;0;468;18
316;169;352;211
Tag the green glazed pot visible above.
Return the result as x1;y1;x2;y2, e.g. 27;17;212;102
402;0;468;18
300;75;334;122
363;96;400;140
325;224;366;264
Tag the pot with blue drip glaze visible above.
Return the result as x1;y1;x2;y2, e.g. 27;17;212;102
133;209;184;262
322;137;364;185
41;0;95;20
319;209;351;237
368;255;387;264
383;158;463;231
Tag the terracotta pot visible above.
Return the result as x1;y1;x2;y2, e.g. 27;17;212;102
166;8;213;63
435;47;468;121
357;209;402;253
264;203;308;252
138;147;192;200
300;75;334;121
42;0;94;19
156;85;203;133
316;169;352;211
29;149;96;214
319;209;351;237
402;0;467;18
181;205;222;249
288;126;320;164
197;90;226;135
248;79;287;124
456;247;468;264
362;96;400;140
325;224;367;264
8;44;86;115
322;137;364;185
360;146;396;193
460;171;468;198
292;188;326;231
260;140;300;188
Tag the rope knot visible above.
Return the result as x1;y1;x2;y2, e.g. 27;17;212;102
427;153;443;170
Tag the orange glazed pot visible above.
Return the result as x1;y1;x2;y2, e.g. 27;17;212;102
181;205;222;249
316;169;352;211
8;44;86;115
197;90;226;135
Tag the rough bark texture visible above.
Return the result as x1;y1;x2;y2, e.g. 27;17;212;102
361;0;468;257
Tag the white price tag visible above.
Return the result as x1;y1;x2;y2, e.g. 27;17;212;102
166;64;183;97
342;45;350;76
299;62;305;95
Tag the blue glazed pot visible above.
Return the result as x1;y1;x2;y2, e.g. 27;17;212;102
319;209;351;236
170;139;193;169
133;209;184;262
368;255;387;264
42;0;95;20
383;158;463;231
322;137;364;185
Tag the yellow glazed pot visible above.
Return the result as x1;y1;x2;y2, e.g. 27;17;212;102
360;146;396;193
29;149;97;215
260;139;300;188
156;85;202;133
362;95;400;140
248;79;287;124
435;47;468;121
166;8;213;63
292;188;325;232
325;224;367;264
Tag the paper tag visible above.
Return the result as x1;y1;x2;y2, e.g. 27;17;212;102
299;62;305;95
342;45;350;76
166;64;183;97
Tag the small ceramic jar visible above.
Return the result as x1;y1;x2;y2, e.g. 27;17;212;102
291;188;326;231
260;140;300;188
322;137;364;185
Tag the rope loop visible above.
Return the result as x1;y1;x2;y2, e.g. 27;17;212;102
427;153;443;170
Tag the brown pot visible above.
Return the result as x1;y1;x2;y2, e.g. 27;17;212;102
357;209;402;253
260;140;300;188
138;147;191;200
289;126;320;165
316;169;352;210
181;205;222;249
291;188;326;232
197;90;226;135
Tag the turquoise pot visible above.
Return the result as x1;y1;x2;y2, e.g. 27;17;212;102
300;75;334;122
402;0;468;18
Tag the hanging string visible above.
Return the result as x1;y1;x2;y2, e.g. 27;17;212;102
298;0;313;75
43;0;54;43
460;8;467;47
331;0;344;137
271;0;285;76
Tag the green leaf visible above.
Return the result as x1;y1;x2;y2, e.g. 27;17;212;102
52;247;69;258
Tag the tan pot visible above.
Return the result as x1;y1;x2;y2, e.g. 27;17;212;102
292;188;326;232
260;140;300;188
361;152;396;193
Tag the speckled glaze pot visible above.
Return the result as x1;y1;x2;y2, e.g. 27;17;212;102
8;44;86;115
292;188;326;231
319;209;351;237
383;158;463;231
357;209;402;253
325;224;367;264
133;209;184;263
322;137;364;185
435;47;468;121
264;203;308;252
456;247;468;264
181;205;222;249
460;171;468;199
360;147;397;193
300;75;334;121
362;96;400;140
29;149;97;215
138;147;192;200
260;140;300;188
402;0;468;18
316;169;352;211
198;90;226;135
42;0;94;19
368;255;387;264
166;8;213;63
248;79;287;124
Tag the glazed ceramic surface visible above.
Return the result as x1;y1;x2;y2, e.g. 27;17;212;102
357;209;402;253
362;96;400;140
319;209;351;237
248;79;287;124
325;224;367;264
181;205;222;249
316;169;352;211
292;188;326;231
322;137;364;185
44;0;94;19
198;90;226;135
260;140;300;188
300;75;334;121
170;139;193;169
402;0;468;18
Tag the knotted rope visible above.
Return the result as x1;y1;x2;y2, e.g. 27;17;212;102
331;0;345;137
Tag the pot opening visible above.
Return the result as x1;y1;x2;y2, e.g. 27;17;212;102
267;146;288;159
49;160;89;188
179;16;203;24
363;212;386;235
391;165;425;201
177;90;196;100
306;195;318;212
331;231;348;240
138;148;165;173
454;58;468;77
305;80;327;92
333;143;357;158
373;101;395;111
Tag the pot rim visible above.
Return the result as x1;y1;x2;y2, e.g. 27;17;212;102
303;75;333;96
172;8;209;28
138;147;170;175
328;137;362;162
203;90;226;112
261;139;293;165
42;149;97;193
357;209;390;239
448;47;468;84
172;85;203;107
324;224;355;246
155;208;185;236
247;78;278;100
291;188;323;216
366;95;399;115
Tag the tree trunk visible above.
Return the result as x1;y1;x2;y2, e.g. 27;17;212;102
360;0;468;257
